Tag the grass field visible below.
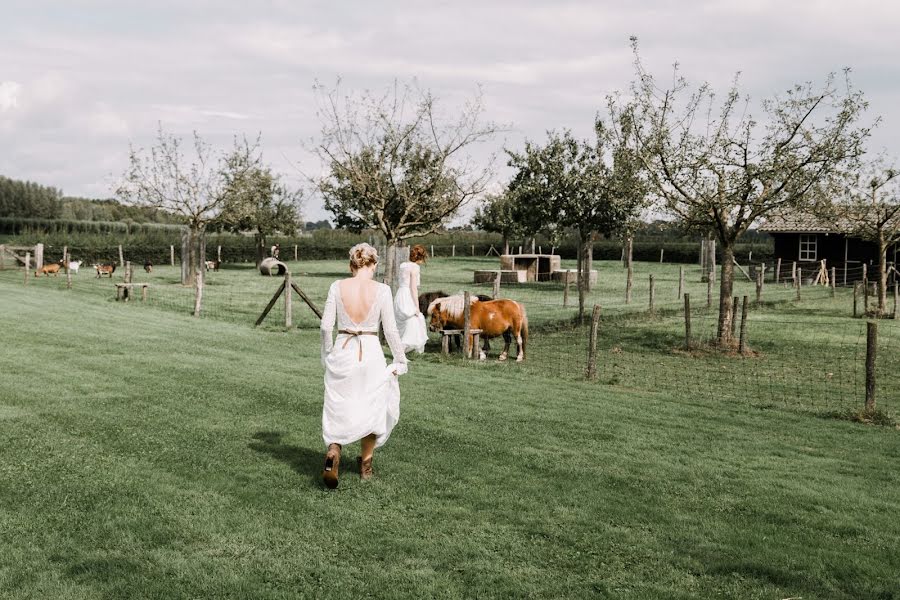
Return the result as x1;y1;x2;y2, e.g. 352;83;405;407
1;259;899;598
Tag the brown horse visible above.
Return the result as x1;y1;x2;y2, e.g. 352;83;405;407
427;295;528;362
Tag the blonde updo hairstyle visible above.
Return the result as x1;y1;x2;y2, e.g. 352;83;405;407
349;243;379;273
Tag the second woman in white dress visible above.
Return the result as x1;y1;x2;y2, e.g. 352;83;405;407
394;244;429;354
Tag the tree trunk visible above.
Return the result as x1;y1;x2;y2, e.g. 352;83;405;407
577;233;589;323
877;231;887;316
255;233;266;269
625;237;633;304
584;233;593;292
716;243;736;347
503;236;509;256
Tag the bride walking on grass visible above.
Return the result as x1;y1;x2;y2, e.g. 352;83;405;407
319;243;408;489
394;244;429;354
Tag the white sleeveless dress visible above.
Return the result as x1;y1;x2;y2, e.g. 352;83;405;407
394;262;428;354
320;281;408;449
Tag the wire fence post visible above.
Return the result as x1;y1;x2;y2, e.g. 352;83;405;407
775;258;781;284
831;267;836;298
853;282;859;318
706;275;712;308
430;245;434;258
649;274;655;314
125;261;132;284
293;245;297;262
24;252;30;285
0;244;5;271
863;272;869;315
683;293;691;350
452;245;456;258
865;320;877;413
796;268;802;301
493;271;501;300
563;276;570;307
585;304;601;380
170;245;175;266
738;295;749;354
755;271;762;305
463;291;472;359
678;265;684;299
625;238;633;304
64;246;72;290
659;248;664;263
894;282;898;320
284;271;292;328
193;268;203;318
118;244;125;268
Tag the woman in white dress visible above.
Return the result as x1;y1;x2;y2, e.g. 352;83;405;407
319;243;408;489
394;244;429;354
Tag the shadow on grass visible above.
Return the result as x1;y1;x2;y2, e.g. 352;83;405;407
249;431;324;488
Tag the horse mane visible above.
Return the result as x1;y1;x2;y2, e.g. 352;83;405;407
427;293;479;319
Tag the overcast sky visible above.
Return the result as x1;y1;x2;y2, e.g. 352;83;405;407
2;0;898;223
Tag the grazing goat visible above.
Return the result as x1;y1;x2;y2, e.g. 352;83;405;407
68;260;82;274
93;263;116;278
144;261;153;273
35;260;65;277
205;260;220;272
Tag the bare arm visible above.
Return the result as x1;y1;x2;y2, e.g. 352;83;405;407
319;282;337;366
379;286;409;372
409;270;419;312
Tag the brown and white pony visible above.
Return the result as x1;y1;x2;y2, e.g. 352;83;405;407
427;294;528;362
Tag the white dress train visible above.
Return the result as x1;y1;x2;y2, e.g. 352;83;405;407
320;281;408;449
394;261;428;354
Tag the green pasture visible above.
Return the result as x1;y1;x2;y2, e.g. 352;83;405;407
0;259;898;598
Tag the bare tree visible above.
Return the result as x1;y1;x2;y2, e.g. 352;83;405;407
313;80;501;287
822;160;900;315
117;125;260;285
613;39;872;346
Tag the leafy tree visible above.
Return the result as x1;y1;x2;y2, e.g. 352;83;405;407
820;160;900;316
116;125;260;285
0;175;62;218
313;79;501;287
216;165;302;266
613;39;872;346
471;192;528;255
506;120;645;320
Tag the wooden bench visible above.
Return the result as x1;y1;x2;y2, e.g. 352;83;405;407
115;283;150;302
440;328;483;357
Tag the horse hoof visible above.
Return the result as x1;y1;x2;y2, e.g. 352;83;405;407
498;354;508;361
516;356;524;363
479;353;487;361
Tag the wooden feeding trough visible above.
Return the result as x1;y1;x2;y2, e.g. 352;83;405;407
499;254;561;282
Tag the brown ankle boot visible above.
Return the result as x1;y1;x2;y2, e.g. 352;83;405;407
357;456;373;480
322;443;341;489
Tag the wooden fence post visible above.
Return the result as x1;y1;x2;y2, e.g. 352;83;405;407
34;243;43;270
649;274;655;313
125;261;132;284
659;248;664;263
563;277;570;307
430;245;434;258
853;282;859;318
706;275;712;308
678;266;684;299
755;271;762;305
894;283;898;320
64;246;72;290
24;252;30;285
452;244;456;257
586;304;601;380
293;245;298;262
0;244;5;270
791;261;797;282
471;244;475;256
683;293;691;349
463;291;472;359
193;269;203;317
218;245;223;263
865;320;877;413
775;258;781;283
493;271;501;300
731;296;739;338
284;271;292;328
170;245;175;266
863;272;869;315
831;267;836;298
796;268;802;301
118;244;124;268
738;296;749;354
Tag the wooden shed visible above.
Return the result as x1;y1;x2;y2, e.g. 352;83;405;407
759;213;897;276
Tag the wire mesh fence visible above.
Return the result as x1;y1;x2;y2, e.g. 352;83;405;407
2;257;897;420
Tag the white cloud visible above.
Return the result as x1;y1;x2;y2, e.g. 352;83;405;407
0;81;21;111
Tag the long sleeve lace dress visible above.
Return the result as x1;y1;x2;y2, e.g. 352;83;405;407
320;281;408;449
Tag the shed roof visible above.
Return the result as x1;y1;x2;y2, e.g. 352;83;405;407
758;212;850;234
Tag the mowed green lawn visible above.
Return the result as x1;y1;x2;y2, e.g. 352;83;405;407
1;270;899;599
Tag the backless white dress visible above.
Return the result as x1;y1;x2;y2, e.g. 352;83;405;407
394;261;428;354
320;281;408;449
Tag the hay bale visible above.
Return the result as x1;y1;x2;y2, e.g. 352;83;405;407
260;257;288;276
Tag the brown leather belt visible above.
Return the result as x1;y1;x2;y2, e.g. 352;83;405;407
338;330;379;361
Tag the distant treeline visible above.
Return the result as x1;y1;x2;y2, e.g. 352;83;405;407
0;174;185;224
